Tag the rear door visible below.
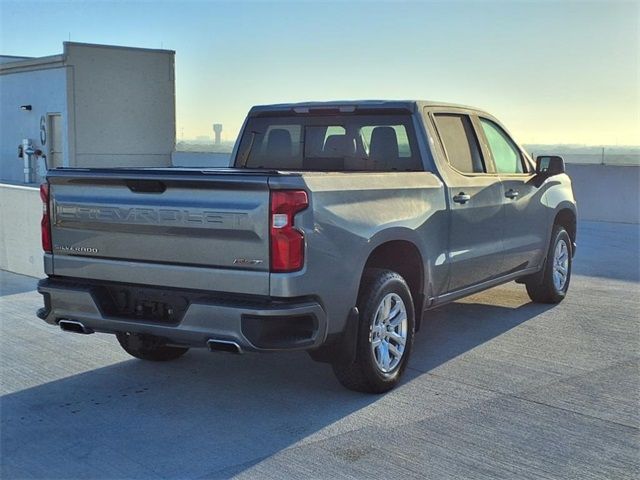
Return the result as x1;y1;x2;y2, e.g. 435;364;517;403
48;170;272;294
429;110;505;292
476;117;547;273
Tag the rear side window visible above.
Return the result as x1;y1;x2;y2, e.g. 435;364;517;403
237;114;422;171
433;114;484;174
479;118;524;174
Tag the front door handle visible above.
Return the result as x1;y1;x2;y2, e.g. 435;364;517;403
453;192;471;204
505;189;519;199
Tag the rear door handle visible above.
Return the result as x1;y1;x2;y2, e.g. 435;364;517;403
453;192;471;204
505;189;519;199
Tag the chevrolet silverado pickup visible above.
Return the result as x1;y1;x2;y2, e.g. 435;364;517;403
37;100;577;393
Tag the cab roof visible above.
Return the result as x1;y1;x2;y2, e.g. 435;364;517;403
248;100;485;116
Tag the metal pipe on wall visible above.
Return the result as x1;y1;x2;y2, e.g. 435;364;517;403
22;138;34;184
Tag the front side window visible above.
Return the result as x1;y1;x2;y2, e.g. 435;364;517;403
433;113;484;174
479;118;524;174
237;114;422;171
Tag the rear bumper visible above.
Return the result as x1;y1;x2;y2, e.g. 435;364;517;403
37;277;327;352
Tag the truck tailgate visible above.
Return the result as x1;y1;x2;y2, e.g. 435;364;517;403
47;169;272;295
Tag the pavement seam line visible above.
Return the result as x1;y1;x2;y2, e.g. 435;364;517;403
408;367;640;431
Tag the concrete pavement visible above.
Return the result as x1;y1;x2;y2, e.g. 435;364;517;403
1;221;638;479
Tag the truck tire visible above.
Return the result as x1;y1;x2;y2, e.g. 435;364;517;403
332;268;415;393
116;332;189;361
526;225;572;304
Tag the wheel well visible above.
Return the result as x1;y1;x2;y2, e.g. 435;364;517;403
362;240;424;329
554;209;577;246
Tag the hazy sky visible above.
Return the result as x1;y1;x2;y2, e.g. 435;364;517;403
1;0;638;145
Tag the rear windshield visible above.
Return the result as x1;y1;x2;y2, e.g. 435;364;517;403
235;114;422;171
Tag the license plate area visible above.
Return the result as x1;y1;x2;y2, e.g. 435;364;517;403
92;285;190;325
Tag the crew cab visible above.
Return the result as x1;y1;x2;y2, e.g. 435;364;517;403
37;100;577;393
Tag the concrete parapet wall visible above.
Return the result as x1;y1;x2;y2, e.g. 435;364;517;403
566;164;639;224
0;183;43;278
171;151;231;167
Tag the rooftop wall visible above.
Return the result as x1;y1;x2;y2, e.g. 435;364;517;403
65;43;175;168
0;42;176;184
0;67;68;183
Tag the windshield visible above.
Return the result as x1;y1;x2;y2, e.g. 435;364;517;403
236;114;422;171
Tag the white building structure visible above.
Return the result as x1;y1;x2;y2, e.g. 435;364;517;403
0;42;175;184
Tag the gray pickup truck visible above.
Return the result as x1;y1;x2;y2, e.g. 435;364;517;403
37;100;577;393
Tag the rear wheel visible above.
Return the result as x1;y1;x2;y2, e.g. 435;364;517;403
332;268;415;393
526;225;572;304
116;332;189;361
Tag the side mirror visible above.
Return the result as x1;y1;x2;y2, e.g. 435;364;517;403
536;155;565;176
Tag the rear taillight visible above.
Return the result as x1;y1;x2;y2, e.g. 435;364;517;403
270;190;308;272
40;183;52;253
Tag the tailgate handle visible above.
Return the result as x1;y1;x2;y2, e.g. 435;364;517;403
126;180;166;193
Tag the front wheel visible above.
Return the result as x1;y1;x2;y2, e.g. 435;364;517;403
116;332;189;361
332;268;415;393
526;225;572;304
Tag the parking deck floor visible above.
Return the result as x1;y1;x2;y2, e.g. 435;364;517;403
1;221;638;479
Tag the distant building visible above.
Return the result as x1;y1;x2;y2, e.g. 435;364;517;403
0;42;176;184
213;123;223;145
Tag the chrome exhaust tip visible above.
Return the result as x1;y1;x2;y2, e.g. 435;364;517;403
58;319;93;334
207;339;242;354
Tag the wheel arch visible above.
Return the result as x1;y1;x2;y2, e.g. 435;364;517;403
553;207;577;255
308;231;429;366
360;239;425;331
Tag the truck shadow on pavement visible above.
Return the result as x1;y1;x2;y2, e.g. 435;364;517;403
411;296;554;372
1;292;553;479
